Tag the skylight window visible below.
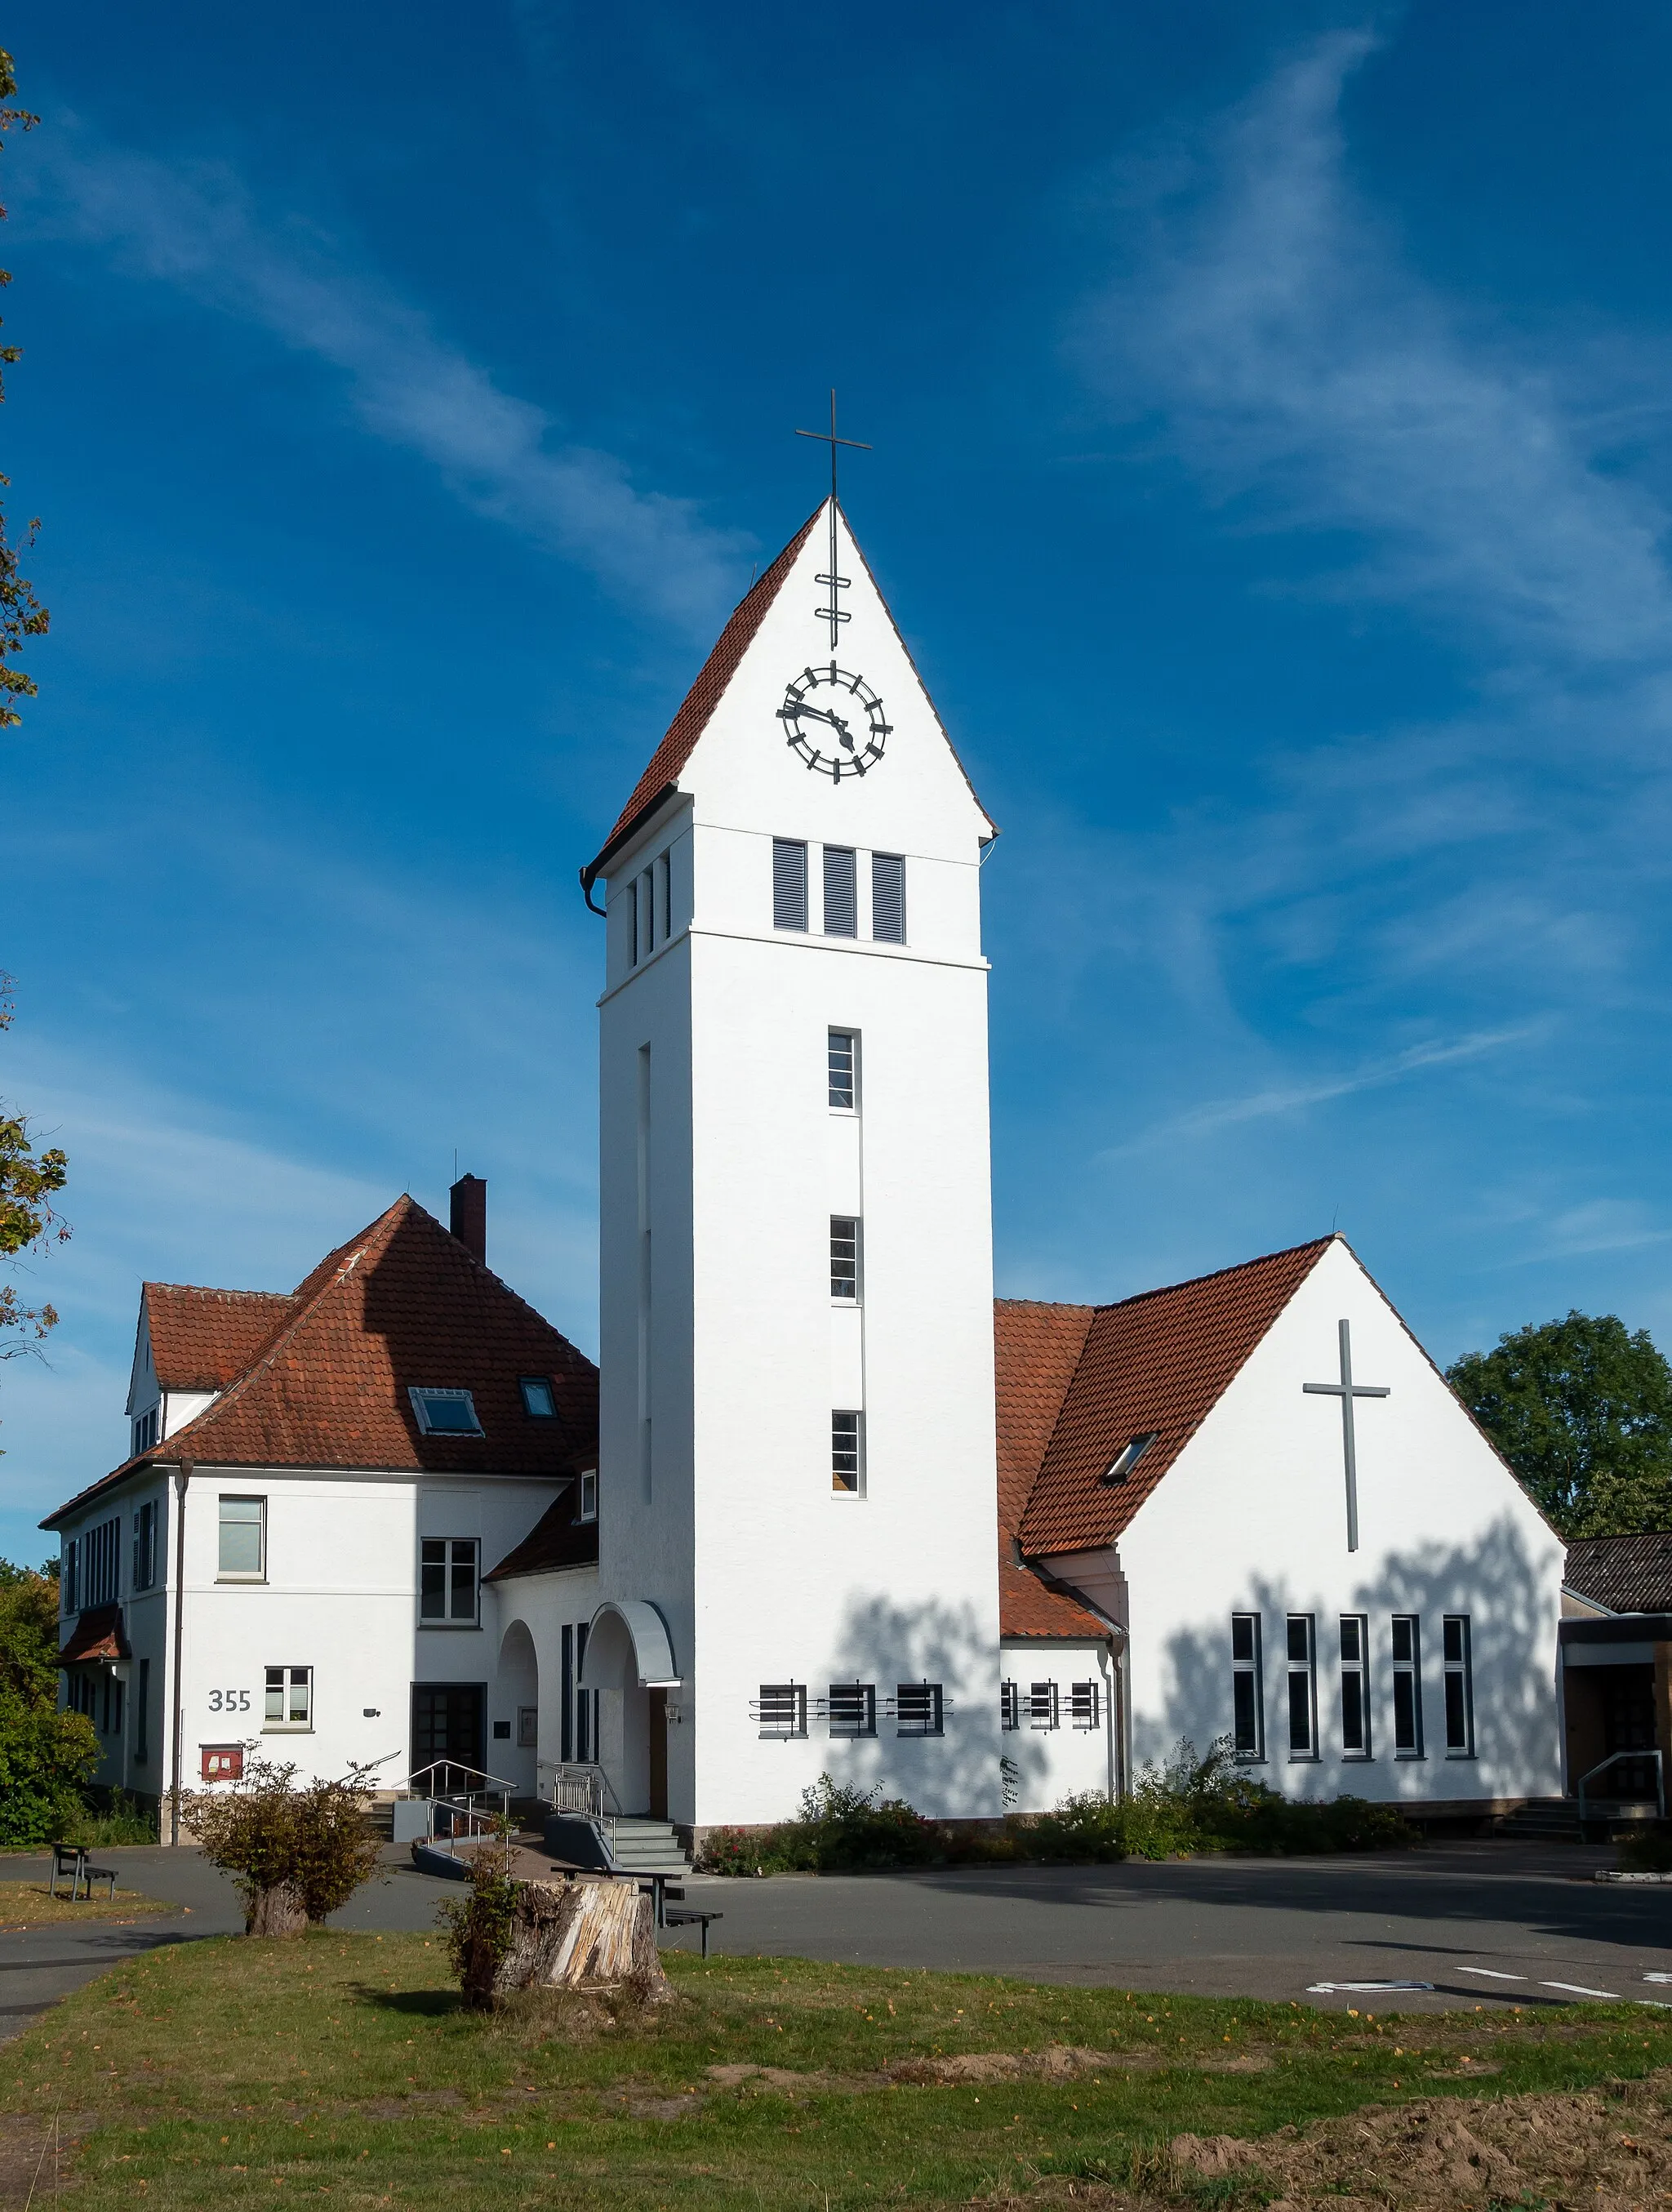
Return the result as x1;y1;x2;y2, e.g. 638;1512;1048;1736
408;1387;483;1437
519;1377;557;1418
1101;1431;1159;1485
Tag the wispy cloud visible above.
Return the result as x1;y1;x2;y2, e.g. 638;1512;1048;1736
22;131;749;635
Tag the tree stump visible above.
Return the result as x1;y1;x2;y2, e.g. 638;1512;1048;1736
245;1880;307;1937
500;1877;669;2000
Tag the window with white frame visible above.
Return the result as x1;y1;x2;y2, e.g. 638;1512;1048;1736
754;1685;807;1739
519;1376;556;1418
1286;1613;1318;1759
999;1680;1020;1731
265;1664;313;1729
772;839;808;932
577;1469;598;1523
830;1217;860;1302
1340;1614;1371;1757
83;1517;122;1607
218;1497;265;1581
824;844;857;937
892;1682;944;1737
832;1409;863;1493
1070;1680;1101;1730
132;1499;158;1592
1231;1613;1264;1760
828;1029;858;1110
1391;1614;1424;1756
1027;1680;1060;1730
408;1386;483;1436
420;1538;480;1624
1443;1615;1474;1756
871;852;905;942
825;1682;876;1738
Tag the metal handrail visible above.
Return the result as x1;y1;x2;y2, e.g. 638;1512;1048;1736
541;1759;622;1816
1576;1747;1665;1823
405;1758;521;1799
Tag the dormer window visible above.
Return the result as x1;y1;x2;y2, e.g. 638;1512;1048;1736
408;1387;483;1437
519;1377;557;1418
1101;1431;1159;1485
578;1469;598;1522
132;1407;159;1458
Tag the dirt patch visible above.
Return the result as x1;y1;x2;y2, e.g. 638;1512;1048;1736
0;2113;96;2205
704;2044;1274;2096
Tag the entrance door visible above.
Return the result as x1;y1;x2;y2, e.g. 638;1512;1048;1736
411;1682;487;1793
648;1688;668;1820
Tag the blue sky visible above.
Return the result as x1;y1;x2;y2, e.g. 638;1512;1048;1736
4;2;1672;1560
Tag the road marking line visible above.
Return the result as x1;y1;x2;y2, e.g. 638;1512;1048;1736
1539;1982;1619;1999
1644;1973;1672;1984
1305;1981;1434;1994
1457;1969;1526;1981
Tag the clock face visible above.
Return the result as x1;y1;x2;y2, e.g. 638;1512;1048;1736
776;663;892;780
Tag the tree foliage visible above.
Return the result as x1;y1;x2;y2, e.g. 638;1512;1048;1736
0;48;47;728
0;975;69;1386
186;1756;385;1934
1447;1310;1672;1538
0;1555;99;1843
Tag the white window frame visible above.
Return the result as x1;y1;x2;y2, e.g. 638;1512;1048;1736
832;1409;864;1495
1027;1680;1060;1731
1391;1613;1425;1758
830;1216;860;1303
1285;1613;1318;1760
419;1537;481;1627
828;1028;858;1112
407;1386;484;1437
1443;1614;1474;1758
1340;1613;1372;1759
1231;1612;1265;1761
578;1468;598;1523
217;1496;267;1583
264;1664;314;1731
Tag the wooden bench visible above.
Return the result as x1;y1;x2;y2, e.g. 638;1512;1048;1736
48;1844;117;1902
662;1906;723;1960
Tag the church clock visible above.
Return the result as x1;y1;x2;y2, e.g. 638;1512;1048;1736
776;662;892;780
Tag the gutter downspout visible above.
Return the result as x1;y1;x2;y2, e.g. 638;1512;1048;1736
168;1459;191;1847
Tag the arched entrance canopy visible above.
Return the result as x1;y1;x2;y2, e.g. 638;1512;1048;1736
579;1600;681;1690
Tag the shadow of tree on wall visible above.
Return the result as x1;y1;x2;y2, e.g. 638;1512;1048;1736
817;1591;1035;1818
1152;1515;1559;1798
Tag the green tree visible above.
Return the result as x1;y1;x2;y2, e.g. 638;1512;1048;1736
1447;1311;1672;1538
0;1556;98;1843
0;49;48;721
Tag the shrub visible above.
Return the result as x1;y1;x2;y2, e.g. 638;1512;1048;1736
186;1756;384;1934
437;1821;519;2010
696;1774;936;1875
61;1790;158;1847
0;1687;99;1845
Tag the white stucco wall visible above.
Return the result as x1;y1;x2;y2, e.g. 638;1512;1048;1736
1000;1637;1117;1813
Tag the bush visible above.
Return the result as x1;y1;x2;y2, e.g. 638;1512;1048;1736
60;1790;158;1847
437;1822;519;2010
696;1774;937;1875
185;1756;385;1934
0;1686;99;1845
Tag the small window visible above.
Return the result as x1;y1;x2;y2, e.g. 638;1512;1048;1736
1070;1680;1101;1730
1340;1613;1371;1758
1443;1615;1474;1757
823;844;857;937
420;1538;480;1625
656;849;671;941
519;1377;557;1418
132;1407;158;1458
218;1496;266;1580
132;1499;158;1591
999;1680;1020;1732
872;852;905;943
754;1684;808;1739
517;1705;538;1750
830;1217;860;1302
1027;1681;1060;1731
1392;1614;1424;1756
265;1665;313;1730
832;1409;863;1493
1286;1614;1317;1759
408;1387;484;1436
892;1683;944;1737
1232;1613;1265;1760
1102;1432;1158;1485
578;1469;598;1522
826;1682;876;1738
772;838;808;931
828;1029;858;1110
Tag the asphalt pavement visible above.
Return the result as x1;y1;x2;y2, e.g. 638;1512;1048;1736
2;1840;1668;2039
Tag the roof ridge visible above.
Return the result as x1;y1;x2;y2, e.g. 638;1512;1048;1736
144;1283;296;1301
1084;1235;1336;1316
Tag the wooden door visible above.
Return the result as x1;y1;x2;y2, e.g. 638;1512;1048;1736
647;1688;668;1820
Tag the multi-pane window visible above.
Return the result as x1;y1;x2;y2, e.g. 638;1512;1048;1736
1443;1616;1474;1756
132;1499;158;1591
892;1683;944;1737
1286;1614;1318;1759
519;1377;556;1418
1231;1613;1264;1760
823;845;857;937
999;1680;1020;1731
832;1409;863;1493
872;852;906;943
830;1217;860;1302
1027;1681;1060;1730
63;1539;78;1614
827;1682;877;1738
420;1538;480;1624
83;1518;122;1606
1391;1614;1424;1756
754;1684;808;1739
1070;1680;1101;1730
408;1387;483;1436
1340;1614;1371;1757
132;1407;159;1457
772;838;808;931
828;1029;857;1110
218;1497;265;1580
265;1665;313;1729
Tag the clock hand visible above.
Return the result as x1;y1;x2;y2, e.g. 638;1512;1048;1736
793;701;857;748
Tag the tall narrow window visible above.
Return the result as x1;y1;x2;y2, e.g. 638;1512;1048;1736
772;838;808;931
999;1680;1020;1731
1443;1615;1474;1756
578;1469;598;1522
828;1029;857;1110
419;1538;480;1624
627;875;639;966
656;849;671;941
872;851;905;942
1286;1613;1318;1759
823;845;857;937
826;1682;876;1738
132;1499;158;1591
1231;1613;1264;1760
135;1656;150;1763
218;1497;266;1580
1340;1614;1371;1757
84;1519;122;1606
830;1217;860;1302
832;1409;863;1492
1391;1614;1424;1756
560;1622;574;1763
576;1621;593;1761
639;867;656;955
63;1539;78;1614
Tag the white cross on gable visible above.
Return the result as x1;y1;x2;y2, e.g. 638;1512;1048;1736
1302;1319;1390;1554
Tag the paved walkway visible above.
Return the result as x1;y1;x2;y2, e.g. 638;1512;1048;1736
2;1840;1668;2036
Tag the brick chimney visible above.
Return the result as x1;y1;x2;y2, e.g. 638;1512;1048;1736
449;1173;487;1266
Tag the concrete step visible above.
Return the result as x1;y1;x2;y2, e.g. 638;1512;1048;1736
610;1818;691;1874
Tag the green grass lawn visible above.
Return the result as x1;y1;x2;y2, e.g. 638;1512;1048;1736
0;1885;178;1928
4;1933;1670;2209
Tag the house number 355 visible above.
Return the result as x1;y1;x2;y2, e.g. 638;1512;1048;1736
207;1689;251;1712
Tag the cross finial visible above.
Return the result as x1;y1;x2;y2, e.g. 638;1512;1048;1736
794;392;872;648
794;389;871;504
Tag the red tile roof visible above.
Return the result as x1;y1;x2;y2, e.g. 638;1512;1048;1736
144;1284;298;1391
1565;1532;1672;1614
584;505;822;882
43;1197;598;1527
486;1491;600;1581
58;1604;128;1665
1015;1239;1335;1560
994;1300;1105;1637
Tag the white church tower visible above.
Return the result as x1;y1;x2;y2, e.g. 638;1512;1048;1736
580;494;1002;1831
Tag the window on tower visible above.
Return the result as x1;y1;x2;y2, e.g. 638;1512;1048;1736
830;1217;860;1302
872;852;906;943
823;845;857;937
828;1030;857;1110
772;839;808;932
832;1409;863;1493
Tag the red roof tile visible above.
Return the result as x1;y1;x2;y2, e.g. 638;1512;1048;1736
143;1284;298;1391
994;1299;1106;1638
58;1604;128;1664
486;1491;600;1581
1016;1239;1334;1559
43;1197;598;1526
1565;1532;1672;1614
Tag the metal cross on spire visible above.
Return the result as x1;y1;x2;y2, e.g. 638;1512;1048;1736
795;390;871;648
1302;1320;1390;1553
